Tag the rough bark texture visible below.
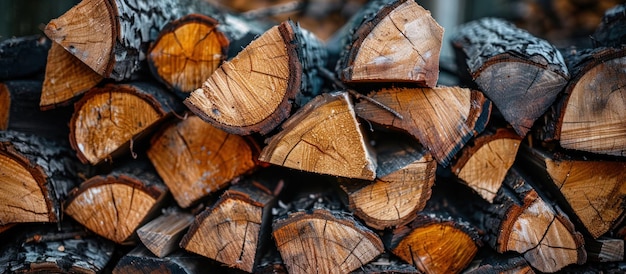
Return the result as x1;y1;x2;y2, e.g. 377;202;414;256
0;35;50;80
592;4;626;48
113;245;218;274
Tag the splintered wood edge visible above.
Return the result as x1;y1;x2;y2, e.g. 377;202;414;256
148;14;229;93
272;209;384;274
137;212;194;258
64;174;167;244
44;0;116;76
0;83;9;130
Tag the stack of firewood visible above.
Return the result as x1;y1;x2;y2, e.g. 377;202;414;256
0;0;624;273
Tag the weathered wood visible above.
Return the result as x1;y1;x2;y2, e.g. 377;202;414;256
340;133;436;230
113;245;218;274
0;35;50;80
0;130;85;225
355;86;491;166
451;128;522;203
136;210;194;258
336;0;443;87
592;3;626;48
69;81;183;165
259;91;377;180
64;159;168;244
184;20;327;135
180;178;278;272
465;253;534;274
585;237;624;263
451;17;569;137
351;252;420;274
147;114;260;208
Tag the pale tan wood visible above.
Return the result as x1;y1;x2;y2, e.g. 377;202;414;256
259;91;377;180
0;153;49;224
137;212;194;258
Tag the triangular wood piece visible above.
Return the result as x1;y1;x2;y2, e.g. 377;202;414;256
355;86;491;166
137;211;194;258
259;91;377;180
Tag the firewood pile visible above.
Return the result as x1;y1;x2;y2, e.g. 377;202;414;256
0;0;624;273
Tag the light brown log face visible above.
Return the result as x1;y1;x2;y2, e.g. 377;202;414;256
148;14;228;93
560;56;626;156
0;153;50;224
137;213;194;258
0;84;9;130
148;115;258;208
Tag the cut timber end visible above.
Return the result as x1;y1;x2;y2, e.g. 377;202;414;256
184;21;300;135
40;42;103;109
44;0;116;76
355;86;491;166
339;0;443;87
148;14;229;94
0;84;9;130
148;115;259;208
137;212;194;258
259;91;377;180
272;209;384;274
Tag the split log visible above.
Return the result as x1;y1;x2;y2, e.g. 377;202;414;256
340;132;436;230
540;47;626;157
69;81;183;165
335;0;443;87
147;114;261;208
585;237;624;263
516;144;626;239
451;17;569;137
0;130;85;225
0;35;50;80
180;178;278;272
592;4;626;48
0;80;72;139
450;128;522;203
386;213;481;274
0;222;114;274
136;210;194;258
64;159;168;244
354;86;491;166
259;91;377;180
147;14;229;96
113;245;218;274
484;167;586;273
184;20;327;135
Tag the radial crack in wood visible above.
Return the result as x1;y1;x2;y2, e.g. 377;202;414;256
259;91;377;180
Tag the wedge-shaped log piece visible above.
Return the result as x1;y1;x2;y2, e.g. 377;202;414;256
336;0;443;87
486;168;586;273
180;179;277;272
340;134;436;230
137;211;194;258
185;20;326;135
113;245;218;274
452;17;569;137
273;208;384;274
451;128;522;202
355;86;491;166
148;114;260;208
0;131;83;225
148;14;229;95
518;145;626;239
387;213;481;274
70;82;182;165
259;91;377;180
64;159;168;244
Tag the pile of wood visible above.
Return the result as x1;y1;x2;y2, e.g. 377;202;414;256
1;0;625;273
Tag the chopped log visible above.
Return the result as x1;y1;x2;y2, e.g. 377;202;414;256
259;91;377;180
180;178;278;272
585;237;624;262
485;167;586;273
355;86;491;166
273;208;384;274
336;0;443;87
0;130;85;225
540;47;626;157
451;17;569;137
451;128;522;203
592;4;626;48
69;81;183;165
147;114;260;208
184;20;327;135
0;223;114;274
148;14;228;96
136;210;194;258
113;245;218;274
0;80;72;139
0;35;50;80
386;213;481;274
40;42;104;110
340;132;436;230
516;144;626;239
64;159;168;244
